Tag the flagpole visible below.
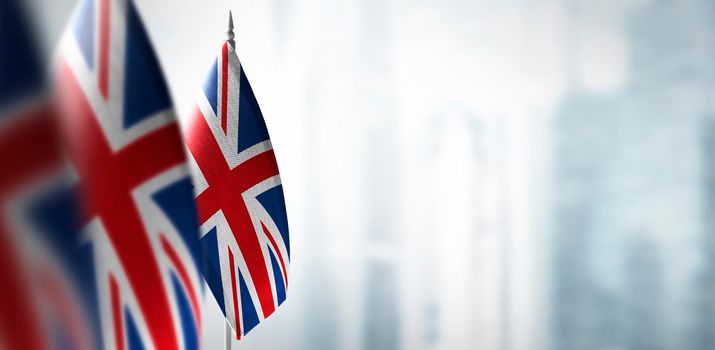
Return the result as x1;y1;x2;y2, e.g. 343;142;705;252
227;11;236;49
224;12;235;350
224;320;232;350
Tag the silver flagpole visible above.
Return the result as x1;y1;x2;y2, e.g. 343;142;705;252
224;11;236;350
227;11;236;49
224;320;232;350
224;13;236;350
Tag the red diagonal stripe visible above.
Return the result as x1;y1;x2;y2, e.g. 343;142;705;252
160;235;201;332
110;275;125;350
187;107;231;184
223;199;275;316
262;222;288;288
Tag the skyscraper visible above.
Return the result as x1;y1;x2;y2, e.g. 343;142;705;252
551;0;715;349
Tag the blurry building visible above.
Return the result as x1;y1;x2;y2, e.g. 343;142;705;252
551;90;626;350
551;0;715;349
696;116;715;350
624;234;666;350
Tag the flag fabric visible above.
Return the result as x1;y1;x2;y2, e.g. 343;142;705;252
0;1;96;349
0;0;58;347
55;0;203;349
187;39;290;339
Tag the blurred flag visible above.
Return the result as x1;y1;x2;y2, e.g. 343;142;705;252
186;13;290;340
0;0;96;349
54;0;202;349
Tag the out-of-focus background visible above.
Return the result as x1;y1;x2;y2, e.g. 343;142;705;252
22;0;715;349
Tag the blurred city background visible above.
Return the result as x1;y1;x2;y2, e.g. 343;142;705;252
19;0;715;349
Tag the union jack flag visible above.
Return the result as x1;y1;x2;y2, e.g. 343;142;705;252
0;1;96;349
186;33;290;339
55;0;202;349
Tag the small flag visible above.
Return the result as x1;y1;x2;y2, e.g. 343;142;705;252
54;0;202;349
0;0;94;349
186;13;290;340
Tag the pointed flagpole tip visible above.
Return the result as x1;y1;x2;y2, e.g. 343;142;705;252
227;11;236;48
